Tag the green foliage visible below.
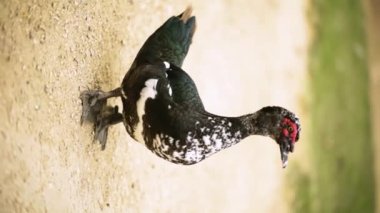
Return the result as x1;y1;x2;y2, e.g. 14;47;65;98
291;0;374;212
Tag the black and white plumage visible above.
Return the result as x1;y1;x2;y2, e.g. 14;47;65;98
80;7;301;167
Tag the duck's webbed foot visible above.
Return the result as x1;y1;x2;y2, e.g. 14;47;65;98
80;90;107;124
80;88;123;149
80;88;122;124
95;106;123;150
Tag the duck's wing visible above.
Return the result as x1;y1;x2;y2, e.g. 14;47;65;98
124;62;204;112
131;7;196;69
166;64;205;112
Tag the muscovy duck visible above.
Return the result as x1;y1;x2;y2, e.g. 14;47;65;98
80;7;301;168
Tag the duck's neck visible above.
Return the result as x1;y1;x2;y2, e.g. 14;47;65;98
188;109;278;158
239;109;279;140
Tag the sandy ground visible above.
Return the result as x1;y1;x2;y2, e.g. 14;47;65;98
364;0;380;212
0;0;309;212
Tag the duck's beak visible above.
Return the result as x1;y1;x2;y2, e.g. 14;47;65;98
279;139;294;168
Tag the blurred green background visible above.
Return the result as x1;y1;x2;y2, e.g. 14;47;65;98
290;0;378;212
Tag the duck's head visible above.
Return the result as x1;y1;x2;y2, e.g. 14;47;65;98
252;106;301;168
276;111;300;168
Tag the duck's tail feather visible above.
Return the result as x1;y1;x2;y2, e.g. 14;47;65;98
178;6;196;47
130;6;196;69
179;6;193;23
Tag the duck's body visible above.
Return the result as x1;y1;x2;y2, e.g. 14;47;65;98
121;62;250;165
80;7;301;167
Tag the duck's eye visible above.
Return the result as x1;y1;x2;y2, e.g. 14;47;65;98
288;126;293;132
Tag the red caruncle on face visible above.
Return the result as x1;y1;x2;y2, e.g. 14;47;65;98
281;118;298;144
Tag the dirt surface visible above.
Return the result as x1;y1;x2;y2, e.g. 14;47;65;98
0;0;308;212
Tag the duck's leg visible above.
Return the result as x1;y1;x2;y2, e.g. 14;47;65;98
80;88;122;124
95;105;123;150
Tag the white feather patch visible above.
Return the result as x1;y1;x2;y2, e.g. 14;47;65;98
135;79;158;143
163;61;170;69
121;89;128;99
168;86;172;96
